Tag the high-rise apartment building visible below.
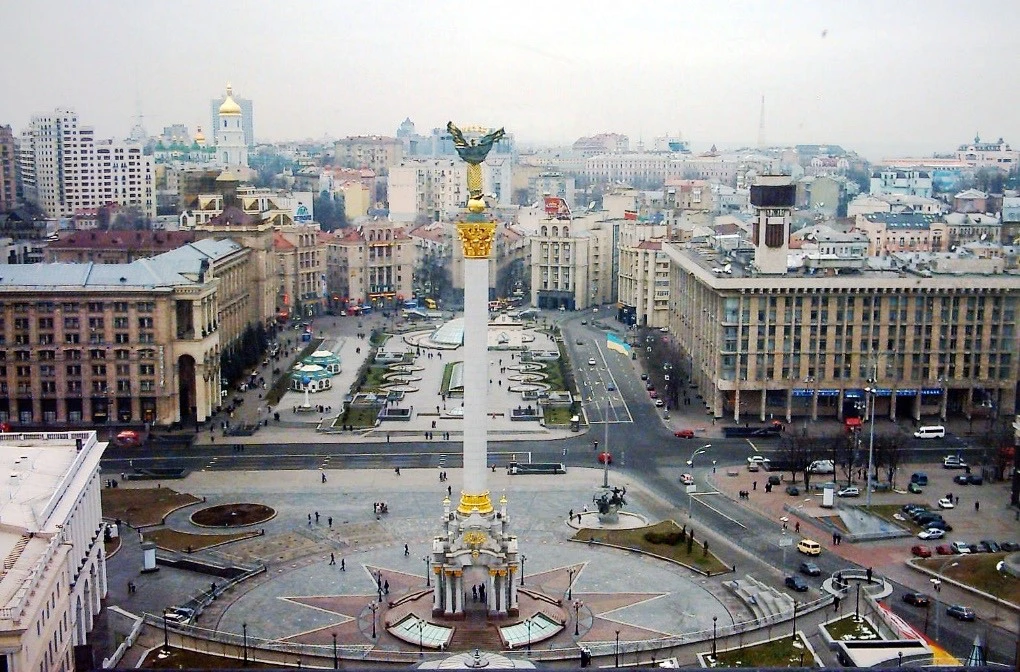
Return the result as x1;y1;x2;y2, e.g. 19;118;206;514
17;109;154;219
0;125;16;212
210;88;255;147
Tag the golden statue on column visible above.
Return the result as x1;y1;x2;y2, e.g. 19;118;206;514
447;121;505;215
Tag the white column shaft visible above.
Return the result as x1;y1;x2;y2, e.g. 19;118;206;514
462;257;490;495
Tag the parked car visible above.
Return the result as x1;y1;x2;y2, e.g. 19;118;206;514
785;485;800;496
950;541;972;554
607;383;616;391
674;429;695;439
999;541;1019;552
943;456;967;469
974;541;992;553
648;390;658;398
797;539;821;556
938;497;955;509
902;592;931;607
935;544;954;555
980;540;1001;553
946;605;976;621
767;475;782;486
837;486;860;498
953;474;971;485
902;504;926;514
924;520;953;532
918;529;945;540
679;473;695;485
576;339;584;345
967;474;983;485
785;576;809;592
645;382;655;391
908;482;923;493
911;545;933;557
640;373;648;380
588;358;597;366
799;561;821;576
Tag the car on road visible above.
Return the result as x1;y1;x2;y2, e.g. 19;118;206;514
607;383;616;391
796;539;821;556
785;576;809;592
640;373;648;380
946;604;976;621
163;607;196;624
654;399;664;407
943;456;967;469
799;561;821;576
950;541;972;554
1000;541;1019;552
938;497;955;509
597;452;612;465
918;528;945;540
576;339;584;345
967;473;983;485
588;358;597;366
785;485;800;496
935;544;954;555
648;390;658;398
953;474;971;485
679;473;695;485
908;482;923;494
902;592;931;607
580;320;587;325
911;545;932;557
837;486;860;498
645;382;655;391
674;429;695;439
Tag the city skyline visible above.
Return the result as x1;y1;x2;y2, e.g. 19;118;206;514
3;0;1020;160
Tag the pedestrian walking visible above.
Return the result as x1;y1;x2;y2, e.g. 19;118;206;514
404;544;409;556
975;501;980;512
472;585;478;602
308;514;312;526
794;521;800;533
321;471;327;483
340;558;345;571
384;580;389;595
753;481;757;491
395;467;401;475
447;485;452;497
315;512;320;523
569;509;574;521
866;567;873;583
330;552;336;565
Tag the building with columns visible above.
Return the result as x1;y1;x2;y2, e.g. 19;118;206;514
0;238;243;426
0;431;108;671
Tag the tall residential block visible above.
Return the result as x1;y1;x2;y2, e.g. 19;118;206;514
0;125;16;212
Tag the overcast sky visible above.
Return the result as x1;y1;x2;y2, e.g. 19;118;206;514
4;0;1019;160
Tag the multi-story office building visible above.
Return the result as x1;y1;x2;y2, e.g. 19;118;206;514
210;87;255;147
333;136;404;175
0;239;255;426
527;171;575;207
663;176;1020;424
955;135;1018;170
618;221;670;327
273;225;328;319
869;169;933;198
0;125;16;212
388;158;465;222
327;220;415;310
0;430;108;671
17;109;155;219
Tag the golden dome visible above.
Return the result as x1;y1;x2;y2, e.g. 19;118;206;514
218;85;242;115
194;126;206;144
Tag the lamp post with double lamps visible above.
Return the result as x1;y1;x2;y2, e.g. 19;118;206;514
242;622;249;666
567;567;576;600
423;556;430;587
712;616;718;657
162;609;170;652
686;444;711;470
370;602;378;639
573;600;584;636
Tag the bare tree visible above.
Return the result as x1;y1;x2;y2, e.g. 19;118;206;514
872;433;906;488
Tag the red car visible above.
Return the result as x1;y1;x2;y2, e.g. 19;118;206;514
597;452;613;465
649;390;658;399
674;429;695;439
911;545;932;558
935;544;954;555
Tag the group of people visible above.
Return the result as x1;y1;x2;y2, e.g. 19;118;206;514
374;502;389;515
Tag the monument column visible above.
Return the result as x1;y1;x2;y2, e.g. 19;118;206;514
456;220;497;517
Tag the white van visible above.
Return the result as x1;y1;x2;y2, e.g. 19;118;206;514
913;425;946;439
807;459;835;474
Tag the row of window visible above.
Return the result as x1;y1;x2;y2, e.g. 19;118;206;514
6;301;155;313
0;348;157;361
10;317;154;330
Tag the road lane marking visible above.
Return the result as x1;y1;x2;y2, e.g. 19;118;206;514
690;492;748;529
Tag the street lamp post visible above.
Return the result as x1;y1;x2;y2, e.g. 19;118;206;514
856;583;861;618
520;554;526;585
686;444;711;469
932;560;959;643
865;386;878;509
792;600;798;640
527;619;533;653
332;632;338;669
423;556;430;587
416;621;424;656
370;602;378;639
602;392;611;488
162;609;169;652
567;567;575;601
573;600;584;636
712;616;718;657
242;622;249;666
615;630;621;668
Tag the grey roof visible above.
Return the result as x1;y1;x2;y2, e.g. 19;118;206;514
0;238;242;290
863;212;939;229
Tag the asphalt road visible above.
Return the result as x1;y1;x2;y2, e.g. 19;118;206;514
100;307;1016;665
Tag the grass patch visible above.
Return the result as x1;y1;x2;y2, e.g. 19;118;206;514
823;615;880;641
141;647;279;669
265;338;324;406
102;488;201;527
360;365;390;392
441;362;457;395
369;329;387;346
711;633;811;668
337;405;379;429
144;528;257;552
573;520;729;574
543;406;573;426
540;361;565;391
917;552;1020;605
855;503;922;532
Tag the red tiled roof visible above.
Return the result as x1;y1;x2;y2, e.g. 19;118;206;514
273;232;296;251
49;230;196;250
636;240;662;250
208;206;256;226
408;225;446;242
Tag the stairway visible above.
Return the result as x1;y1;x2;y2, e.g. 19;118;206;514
2;535;30;573
450;604;505;651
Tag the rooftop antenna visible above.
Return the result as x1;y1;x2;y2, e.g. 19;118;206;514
757;95;766;149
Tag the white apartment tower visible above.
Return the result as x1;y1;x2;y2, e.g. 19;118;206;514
17;108;155;219
215;86;248;170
